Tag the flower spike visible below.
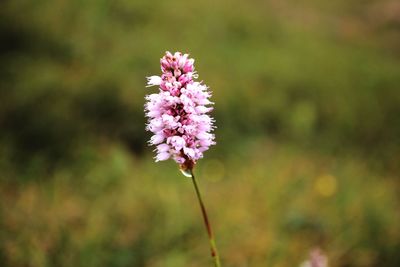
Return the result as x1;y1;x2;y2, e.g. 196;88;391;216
145;51;216;171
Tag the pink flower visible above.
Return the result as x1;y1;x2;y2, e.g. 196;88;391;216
300;248;329;267
145;51;216;169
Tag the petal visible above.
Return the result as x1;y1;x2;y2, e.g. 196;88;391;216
173;155;186;164
196;132;212;140
146;76;162;87
195;106;213;114
157;144;170;153
150;134;165;145
155;152;170;161
183;147;196;158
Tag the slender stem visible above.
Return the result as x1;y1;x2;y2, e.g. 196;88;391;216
190;171;221;267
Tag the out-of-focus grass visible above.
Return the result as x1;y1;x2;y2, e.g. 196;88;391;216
1;140;399;267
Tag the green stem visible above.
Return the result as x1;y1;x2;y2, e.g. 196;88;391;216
190;171;221;267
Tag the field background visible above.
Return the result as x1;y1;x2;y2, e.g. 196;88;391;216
1;0;400;266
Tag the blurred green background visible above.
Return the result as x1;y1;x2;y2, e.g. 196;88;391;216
1;0;400;266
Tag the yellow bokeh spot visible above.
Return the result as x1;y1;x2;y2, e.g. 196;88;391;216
314;174;337;197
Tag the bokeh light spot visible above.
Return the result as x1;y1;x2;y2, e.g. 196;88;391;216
314;174;337;197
